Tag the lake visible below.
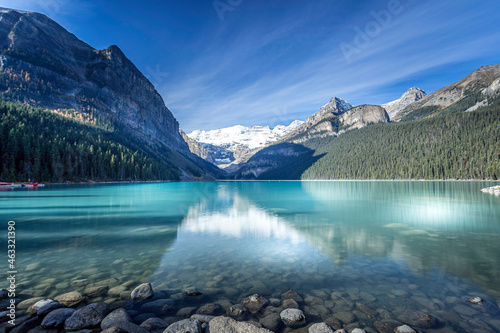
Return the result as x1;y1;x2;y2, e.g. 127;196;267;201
1;181;500;332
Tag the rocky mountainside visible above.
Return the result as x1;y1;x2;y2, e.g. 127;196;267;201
339;104;390;130
382;87;426;119
0;7;221;179
283;97;352;142
188;120;303;165
233;104;390;179
394;65;500;122
179;130;215;164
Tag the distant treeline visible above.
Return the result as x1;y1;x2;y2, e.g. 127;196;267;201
0;100;180;182
301;103;500;180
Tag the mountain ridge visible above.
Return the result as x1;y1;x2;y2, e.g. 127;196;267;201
0;7;222;180
188;120;303;166
382;87;426;119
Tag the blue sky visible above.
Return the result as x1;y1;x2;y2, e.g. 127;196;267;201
2;0;499;131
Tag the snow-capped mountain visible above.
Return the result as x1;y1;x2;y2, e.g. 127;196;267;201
282;97;353;142
188;120;303;165
382;87;426;120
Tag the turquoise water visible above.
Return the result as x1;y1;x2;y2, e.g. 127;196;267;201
1;181;500;331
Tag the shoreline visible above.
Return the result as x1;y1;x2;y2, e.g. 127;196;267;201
3;179;499;185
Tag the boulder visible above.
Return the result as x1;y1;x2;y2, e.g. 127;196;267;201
165;318;202;333
27;299;55;314
309;323;335;333
227;304;248;320
64;302;110;331
209;316;273;333
280;308;307;328
183;288;203;296
395;325;416;333
242;294;268;314
131;283;154;301
140;317;168;331
101;308;132;330
191;314;215;323
40;308;76;328
260;313;282;331
37;301;65;317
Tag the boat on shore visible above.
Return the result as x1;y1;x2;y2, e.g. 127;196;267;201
0;182;45;188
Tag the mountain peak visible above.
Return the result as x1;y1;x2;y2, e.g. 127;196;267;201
382;87;427;119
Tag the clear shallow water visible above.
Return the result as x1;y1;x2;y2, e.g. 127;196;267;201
1;181;500;331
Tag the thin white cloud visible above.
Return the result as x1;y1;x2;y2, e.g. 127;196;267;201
164;1;499;132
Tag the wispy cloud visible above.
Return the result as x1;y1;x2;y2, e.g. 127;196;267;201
159;1;499;132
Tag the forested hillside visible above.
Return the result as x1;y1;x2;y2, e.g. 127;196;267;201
0;101;181;182
302;102;500;180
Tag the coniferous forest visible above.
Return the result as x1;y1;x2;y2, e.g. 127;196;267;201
300;103;500;180
0;100;181;182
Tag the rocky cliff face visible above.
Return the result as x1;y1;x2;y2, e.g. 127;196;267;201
394;65;500;121
284;97;352;141
180;130;215;163
382;87;426;119
0;8;188;153
339;104;390;131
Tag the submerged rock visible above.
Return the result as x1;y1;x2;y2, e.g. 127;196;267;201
177;307;198;318
396;310;436;329
227;304;248;320
184;288;203;296
242;294;268;314
260;312;282;331
140;299;175;314
196;303;225;316
55;291;84;307
282;299;299;309
280;308;307;328
64;302;110;331
131;283;154;301
17;297;44;310
84;286;108;298
281;290;303;302
374;319;404;333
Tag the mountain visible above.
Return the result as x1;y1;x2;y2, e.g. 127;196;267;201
382;87;426;119
394;65;500;122
234;104;390;179
232;65;500;180
283;97;352;142
0;7;222;180
180;130;215;164
187;120;303;165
